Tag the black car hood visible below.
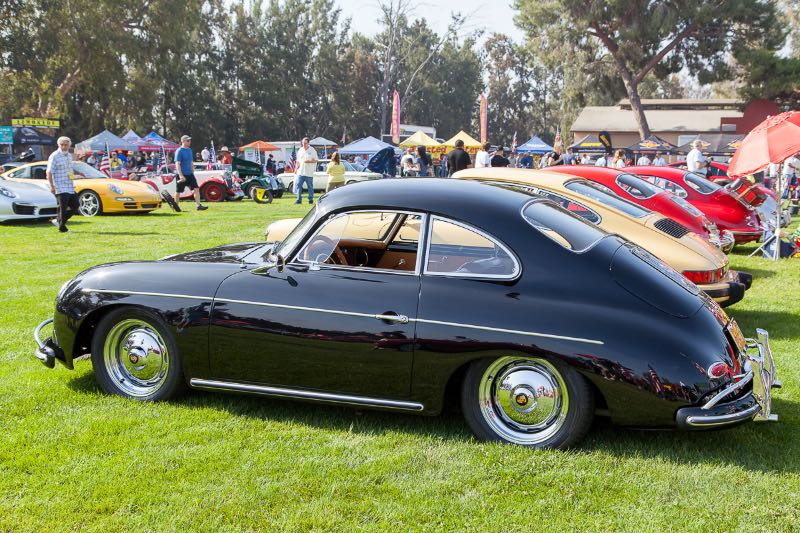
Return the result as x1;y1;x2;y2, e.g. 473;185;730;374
163;242;272;265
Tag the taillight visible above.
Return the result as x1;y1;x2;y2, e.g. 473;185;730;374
683;266;727;284
707;362;733;379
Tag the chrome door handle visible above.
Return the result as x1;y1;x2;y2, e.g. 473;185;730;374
375;313;409;324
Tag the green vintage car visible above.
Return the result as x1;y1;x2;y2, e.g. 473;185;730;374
232;156;285;203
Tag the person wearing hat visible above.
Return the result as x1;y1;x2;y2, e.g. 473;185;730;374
174;135;207;211
219;146;233;165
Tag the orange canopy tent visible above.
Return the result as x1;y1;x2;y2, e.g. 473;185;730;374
239;140;279;152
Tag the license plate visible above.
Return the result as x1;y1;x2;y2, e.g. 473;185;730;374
727;319;746;354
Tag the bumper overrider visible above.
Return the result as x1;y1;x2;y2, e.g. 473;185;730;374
33;318;67;369
676;328;781;429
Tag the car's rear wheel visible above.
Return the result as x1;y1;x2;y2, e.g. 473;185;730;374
461;356;594;449
287;181;294;194
249;186;273;204
91;307;186;401
78;190;102;217
201;182;226;202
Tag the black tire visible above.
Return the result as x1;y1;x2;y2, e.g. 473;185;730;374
287;181;294;194
273;189;284;199
91;307;186;401
78;190;103;217
461;356;594;449
250;186;273;204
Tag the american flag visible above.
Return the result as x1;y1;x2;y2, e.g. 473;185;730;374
99;142;111;176
207;141;217;170
158;144;168;175
287;145;297;172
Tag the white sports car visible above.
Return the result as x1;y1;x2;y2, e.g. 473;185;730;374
0;175;58;222
279;160;382;194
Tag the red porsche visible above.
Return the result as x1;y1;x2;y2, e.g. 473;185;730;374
625;166;763;244
545;166;735;252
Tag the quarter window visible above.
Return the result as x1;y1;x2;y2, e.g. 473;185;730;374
425;217;518;278
615;173;660;199
565;180;651;218
683;171;721;194
523;200;606;252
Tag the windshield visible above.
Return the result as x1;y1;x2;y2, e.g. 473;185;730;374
343;161;357;172
274;204;318;258
72;161;108;179
565;180;651;218
684;171;721;195
615;173;660;199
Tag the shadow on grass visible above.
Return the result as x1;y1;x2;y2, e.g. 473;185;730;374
736;266;777;279
724;309;798;340
66;369;798;474
93;231;163;236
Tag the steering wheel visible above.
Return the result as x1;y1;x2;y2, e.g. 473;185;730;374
303;235;348;265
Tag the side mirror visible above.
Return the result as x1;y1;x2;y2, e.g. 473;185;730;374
276;254;285;273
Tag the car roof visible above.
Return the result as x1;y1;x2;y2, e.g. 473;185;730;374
625;166;690;178
319;177;537;223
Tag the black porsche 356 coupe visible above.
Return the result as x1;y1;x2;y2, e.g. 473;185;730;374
34;179;779;449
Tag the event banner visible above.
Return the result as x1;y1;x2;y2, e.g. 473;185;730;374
391;90;400;144
0;126;12;144
12;117;60;128
479;94;487;145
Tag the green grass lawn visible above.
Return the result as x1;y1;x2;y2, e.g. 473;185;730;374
1;199;799;531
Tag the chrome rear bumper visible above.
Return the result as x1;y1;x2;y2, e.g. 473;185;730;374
676;328;779;429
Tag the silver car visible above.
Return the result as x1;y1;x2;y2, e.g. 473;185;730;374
0;175;58;222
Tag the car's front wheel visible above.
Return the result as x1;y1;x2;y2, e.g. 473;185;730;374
78;190;102;216
91;307;186;401
461;356;594;449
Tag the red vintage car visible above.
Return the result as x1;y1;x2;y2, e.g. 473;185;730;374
626;166;763;244
544;166;735;252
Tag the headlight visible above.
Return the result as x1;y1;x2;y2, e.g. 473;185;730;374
108;183;124;195
0;186;17;199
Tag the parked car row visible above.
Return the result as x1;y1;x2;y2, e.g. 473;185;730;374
34;177;780;452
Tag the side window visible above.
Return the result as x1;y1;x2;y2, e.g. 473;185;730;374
32;166;47;180
425;217;518;278
295;211;420;273
10;166;31;179
317;162;328;173
486;181;601;224
640;175;688;198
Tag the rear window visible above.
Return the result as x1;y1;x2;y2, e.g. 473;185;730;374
615;173;660;199
523;200;606;252
565;180;651;218
684;172;721;194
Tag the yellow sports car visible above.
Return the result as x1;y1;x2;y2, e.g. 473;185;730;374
2;161;162;216
452;167;749;306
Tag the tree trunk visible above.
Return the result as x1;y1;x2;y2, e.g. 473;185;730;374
619;72;650;140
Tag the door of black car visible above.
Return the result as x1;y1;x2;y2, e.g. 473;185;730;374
208;210;424;399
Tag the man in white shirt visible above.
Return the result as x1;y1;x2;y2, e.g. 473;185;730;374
782;153;800;194
201;146;210;162
686;140;707;175
295;137;318;204
46;136;78;233
474;143;492;168
636;153;651;166
400;148;415;176
652;151;666;166
579;154;591;165
594;154;608;167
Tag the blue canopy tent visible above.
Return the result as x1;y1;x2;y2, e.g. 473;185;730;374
338;136;401;157
142;131;179;152
516;135;553;154
74;130;136;154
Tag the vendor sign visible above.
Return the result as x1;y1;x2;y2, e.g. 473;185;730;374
0;126;12;144
12;117;60;128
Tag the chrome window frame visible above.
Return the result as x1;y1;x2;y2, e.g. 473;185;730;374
423;215;521;280
491;181;603;226
564;179;651;219
291;209;427;276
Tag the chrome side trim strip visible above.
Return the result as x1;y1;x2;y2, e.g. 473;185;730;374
413;318;604;345
700;370;754;410
189;378;425;411
82;288;212;300
686;403;760;427
81;289;602;345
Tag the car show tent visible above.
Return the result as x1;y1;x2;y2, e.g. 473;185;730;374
443;131;482;154
140;131;179;152
239;140;280;152
516;135;554;154
399;130;445;159
338;136;401;156
74;130;136;154
309;137;337;149
569;134;607;153
676;133;745;156
625;134;678;154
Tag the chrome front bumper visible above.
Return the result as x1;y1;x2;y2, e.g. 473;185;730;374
676;328;780;429
33;318;64;369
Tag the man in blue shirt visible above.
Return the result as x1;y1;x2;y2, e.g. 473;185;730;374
173;135;207;211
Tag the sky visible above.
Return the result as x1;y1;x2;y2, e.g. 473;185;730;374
335;0;525;42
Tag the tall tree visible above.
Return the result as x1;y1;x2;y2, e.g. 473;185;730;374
515;0;783;139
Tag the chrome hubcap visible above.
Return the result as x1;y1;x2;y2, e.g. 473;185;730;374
79;193;99;216
479;357;568;445
103;319;169;397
